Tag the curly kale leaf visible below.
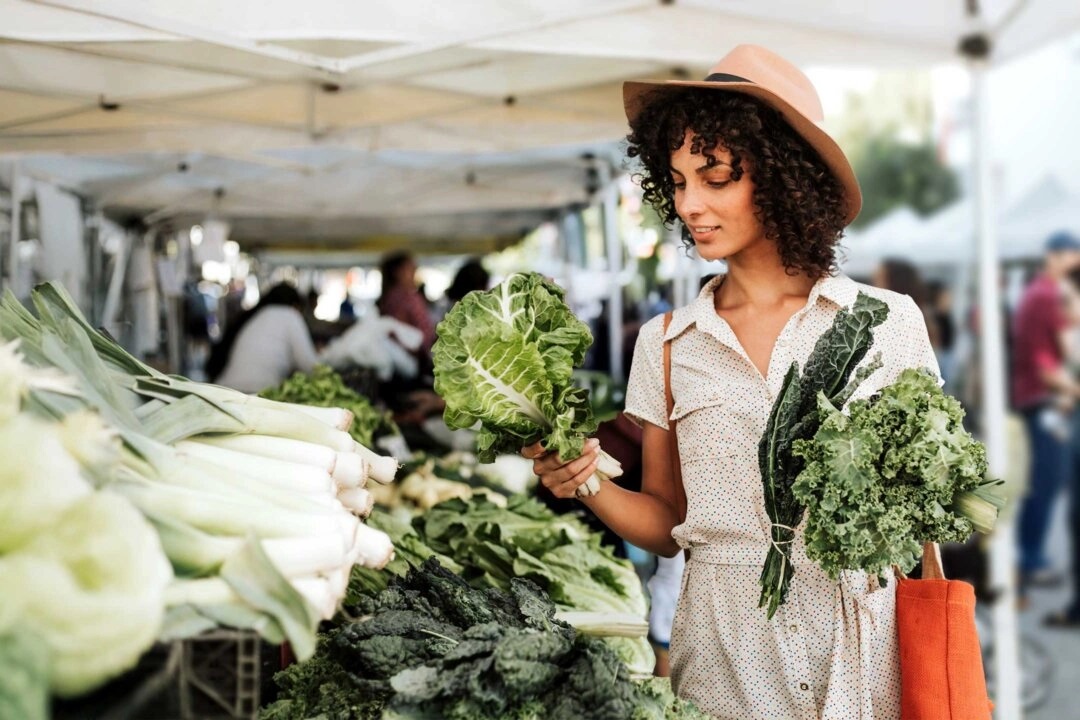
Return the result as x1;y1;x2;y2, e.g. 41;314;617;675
793;368;992;581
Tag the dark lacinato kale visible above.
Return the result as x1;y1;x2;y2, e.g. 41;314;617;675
757;293;890;617
259;638;385;720
263;558;705;720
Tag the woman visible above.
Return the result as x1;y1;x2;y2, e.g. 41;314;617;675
523;45;937;719
377;251;437;366
209;282;318;393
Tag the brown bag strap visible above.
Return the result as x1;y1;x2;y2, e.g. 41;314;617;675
920;541;945;579
662;312;688;526
895;542;946;581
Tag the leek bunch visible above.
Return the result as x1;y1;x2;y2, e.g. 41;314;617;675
0;283;401;666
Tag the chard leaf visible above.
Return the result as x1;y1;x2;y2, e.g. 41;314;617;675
433;273;597;464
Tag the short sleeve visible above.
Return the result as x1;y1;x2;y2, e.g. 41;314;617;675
901;298;942;383
623;315;670;429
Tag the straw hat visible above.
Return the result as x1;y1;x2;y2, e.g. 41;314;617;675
623;44;862;224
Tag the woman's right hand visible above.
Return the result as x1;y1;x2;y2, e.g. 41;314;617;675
521;438;601;499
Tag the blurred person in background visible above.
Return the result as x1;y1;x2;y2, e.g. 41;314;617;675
377;251;437;372
1042;256;1080;628
434;257;490;324
925;279;958;389
377;251;445;431
1011;230;1080;601
206;282;318;393
872;258;941;347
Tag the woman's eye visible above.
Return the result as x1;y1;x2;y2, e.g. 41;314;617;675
707;180;730;189
672;181;685;190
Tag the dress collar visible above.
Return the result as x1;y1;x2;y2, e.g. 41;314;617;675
662;272;859;341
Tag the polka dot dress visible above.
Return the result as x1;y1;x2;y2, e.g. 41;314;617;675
624;274;940;720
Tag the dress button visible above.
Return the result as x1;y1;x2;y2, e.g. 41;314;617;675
789;624;798;633
800;682;810;691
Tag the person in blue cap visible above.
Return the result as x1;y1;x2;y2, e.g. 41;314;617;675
1045;229;1080;628
1010;230;1080;613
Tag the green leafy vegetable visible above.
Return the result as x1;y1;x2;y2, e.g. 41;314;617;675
433;273;621;496
0;492;172;697
261;365;399;447
757;292;890;617
391;495;653;675
792;368;1004;582
0;626;49;720
264;559;703;720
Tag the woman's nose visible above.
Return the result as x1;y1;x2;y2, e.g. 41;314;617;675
676;184;704;219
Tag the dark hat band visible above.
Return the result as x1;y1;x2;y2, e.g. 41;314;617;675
704;73;752;83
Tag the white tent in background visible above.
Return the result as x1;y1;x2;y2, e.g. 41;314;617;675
1000;175;1080;258
843;175;1076;272
842;206;929;277
0;0;1076;245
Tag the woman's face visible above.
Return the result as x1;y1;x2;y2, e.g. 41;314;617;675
670;130;767;263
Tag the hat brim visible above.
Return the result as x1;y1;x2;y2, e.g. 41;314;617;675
623;79;862;225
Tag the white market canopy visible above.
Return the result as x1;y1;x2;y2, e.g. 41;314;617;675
842;175;1080;275
2;0;1079;249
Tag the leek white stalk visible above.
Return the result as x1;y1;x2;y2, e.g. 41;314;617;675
140;391;354;451
331;450;366;489
174;440;335;495
149;514;349;578
191;433;337;474
553;611;649;638
279;403;354;432
150;450;342;515
289;577;338;620
112;476;352;544
337;487;374;518
353;441;399;484
576;448;623;497
351;522;395;569
165;576;338;622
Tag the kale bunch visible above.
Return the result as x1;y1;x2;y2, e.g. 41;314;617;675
262;559;704;720
792;368;1003;583
757;292;889;617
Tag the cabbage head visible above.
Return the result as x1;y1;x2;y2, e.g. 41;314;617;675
0;413;92;553
0;492;173;697
433;273;597;462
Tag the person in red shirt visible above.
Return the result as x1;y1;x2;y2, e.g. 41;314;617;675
1011;231;1080;600
377;251;437;368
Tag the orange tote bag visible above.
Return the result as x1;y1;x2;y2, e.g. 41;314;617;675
896;542;993;720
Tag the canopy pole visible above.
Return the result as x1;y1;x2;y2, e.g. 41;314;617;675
971;55;1022;720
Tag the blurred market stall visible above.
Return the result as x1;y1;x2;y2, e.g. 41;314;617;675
4;2;1080;717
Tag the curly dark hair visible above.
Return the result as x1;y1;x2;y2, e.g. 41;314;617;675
625;88;848;278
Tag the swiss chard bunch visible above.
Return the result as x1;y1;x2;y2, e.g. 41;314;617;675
757;292;889;618
792;368;1004;584
433;273;621;496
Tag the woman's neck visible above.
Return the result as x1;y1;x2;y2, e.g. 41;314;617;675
717;255;817;310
